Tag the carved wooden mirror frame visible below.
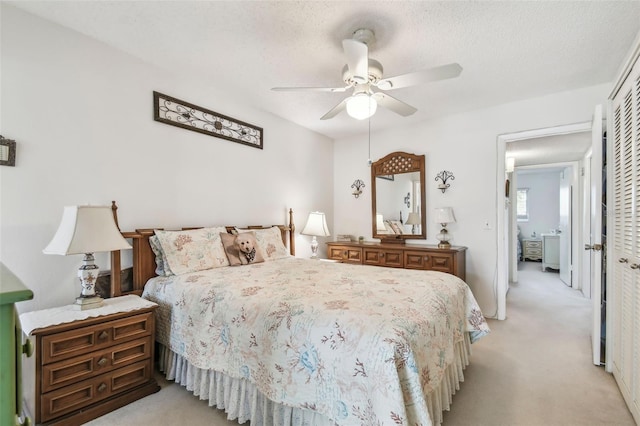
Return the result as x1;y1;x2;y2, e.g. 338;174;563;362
371;151;426;243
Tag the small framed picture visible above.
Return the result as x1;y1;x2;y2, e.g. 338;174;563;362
336;234;352;242
0;136;16;167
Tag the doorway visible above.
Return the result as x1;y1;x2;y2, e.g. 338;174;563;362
512;164;578;286
496;122;592;320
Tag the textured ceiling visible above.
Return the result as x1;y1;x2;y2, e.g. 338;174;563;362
8;1;640;142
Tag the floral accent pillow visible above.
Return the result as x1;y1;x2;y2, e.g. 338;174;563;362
220;232;265;266
149;234;172;276
154;227;229;275
237;226;290;261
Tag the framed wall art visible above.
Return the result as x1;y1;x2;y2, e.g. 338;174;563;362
0;136;16;167
153;91;263;149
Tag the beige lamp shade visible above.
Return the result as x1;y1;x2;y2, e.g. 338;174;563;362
44;205;132;255
406;212;421;225
434;207;456;225
301;212;331;237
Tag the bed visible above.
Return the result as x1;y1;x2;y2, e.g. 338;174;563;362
109;204;489;426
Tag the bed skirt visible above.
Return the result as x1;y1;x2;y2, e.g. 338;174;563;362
157;332;472;426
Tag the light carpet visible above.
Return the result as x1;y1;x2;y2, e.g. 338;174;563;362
86;261;635;425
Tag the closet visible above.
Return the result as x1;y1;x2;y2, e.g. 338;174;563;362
610;39;640;424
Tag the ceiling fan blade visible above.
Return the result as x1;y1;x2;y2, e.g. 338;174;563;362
271;86;348;93
377;63;462;90
320;98;348;120
371;92;417;117
342;39;369;84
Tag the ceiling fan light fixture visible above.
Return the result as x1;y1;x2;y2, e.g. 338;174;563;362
346;93;377;120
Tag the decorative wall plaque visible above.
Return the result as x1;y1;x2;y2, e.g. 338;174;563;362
0;135;16;167
153;91;263;149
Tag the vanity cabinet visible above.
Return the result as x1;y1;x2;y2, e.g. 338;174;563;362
327;242;466;280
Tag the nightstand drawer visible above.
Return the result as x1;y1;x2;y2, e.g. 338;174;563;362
525;241;542;248
42;336;152;393
41;359;152;422
41;312;153;364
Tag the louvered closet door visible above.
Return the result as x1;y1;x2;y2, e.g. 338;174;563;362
611;57;640;424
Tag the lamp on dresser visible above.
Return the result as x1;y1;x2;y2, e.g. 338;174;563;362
43;205;132;310
434;207;456;248
406;212;421;234
301;211;331;259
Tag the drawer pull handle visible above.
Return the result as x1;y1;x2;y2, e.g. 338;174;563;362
98;331;108;340
97;357;108;367
619;258;629;263
22;339;34;358
424;255;429;261
97;383;107;392
630;264;640;270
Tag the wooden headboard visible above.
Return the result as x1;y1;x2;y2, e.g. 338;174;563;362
108;202;296;298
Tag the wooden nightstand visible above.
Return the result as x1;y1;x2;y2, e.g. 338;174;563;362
20;295;159;425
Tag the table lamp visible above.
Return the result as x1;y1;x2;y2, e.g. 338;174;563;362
301;211;331;259
43;205;132;310
434;207;456;248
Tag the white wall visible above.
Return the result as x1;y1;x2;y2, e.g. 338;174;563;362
334;84;610;317
0;5;334;312
516;170;561;238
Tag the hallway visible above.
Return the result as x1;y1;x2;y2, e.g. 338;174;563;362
442;261;634;425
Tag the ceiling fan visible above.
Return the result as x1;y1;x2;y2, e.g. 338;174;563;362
272;29;462;120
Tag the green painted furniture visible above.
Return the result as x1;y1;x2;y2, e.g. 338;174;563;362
0;263;34;426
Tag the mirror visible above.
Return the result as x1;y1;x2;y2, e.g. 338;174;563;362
371;151;426;242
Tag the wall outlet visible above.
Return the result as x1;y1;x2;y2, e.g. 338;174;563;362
483;220;492;230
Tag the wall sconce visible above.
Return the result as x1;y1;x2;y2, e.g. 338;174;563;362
351;179;365;198
435;170;455;193
404;192;410;208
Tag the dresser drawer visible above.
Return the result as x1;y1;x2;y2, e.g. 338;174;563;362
328;245;362;263
41;312;153;364
42;336;152;393
363;248;403;267
40;359;152;422
524;240;542;248
430;253;454;273
404;250;454;274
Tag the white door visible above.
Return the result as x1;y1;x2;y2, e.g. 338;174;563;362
589;104;604;366
559;167;571;285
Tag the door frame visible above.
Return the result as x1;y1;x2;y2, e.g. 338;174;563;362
496;122;591;320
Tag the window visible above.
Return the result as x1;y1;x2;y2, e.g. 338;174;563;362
517;188;529;221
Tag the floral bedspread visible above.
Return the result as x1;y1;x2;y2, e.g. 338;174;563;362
142;258;489;425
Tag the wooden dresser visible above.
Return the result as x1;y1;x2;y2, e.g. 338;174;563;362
327;241;466;280
21;296;159;425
